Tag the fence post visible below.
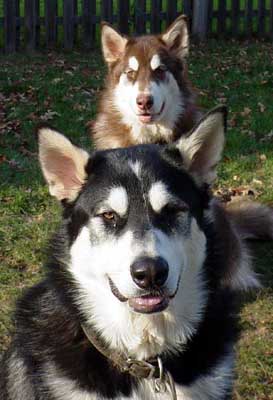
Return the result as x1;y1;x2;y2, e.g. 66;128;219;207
269;0;273;40
45;0;57;47
166;0;177;26
63;0;74;50
4;0;17;53
82;0;96;49
118;0;129;34
25;0;39;50
102;0;113;24
151;0;161;33
192;0;209;41
135;0;146;34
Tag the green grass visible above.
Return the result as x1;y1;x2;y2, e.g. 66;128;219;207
0;40;273;399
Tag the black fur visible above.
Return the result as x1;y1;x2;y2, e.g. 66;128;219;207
0;143;238;400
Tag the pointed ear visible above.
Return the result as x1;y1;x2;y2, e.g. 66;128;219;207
101;22;128;64
38;128;89;202
176;106;227;186
161;15;189;58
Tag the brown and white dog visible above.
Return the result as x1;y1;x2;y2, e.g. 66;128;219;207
91;16;200;149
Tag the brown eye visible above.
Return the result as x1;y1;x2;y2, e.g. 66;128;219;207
126;69;137;80
154;66;166;80
101;211;116;222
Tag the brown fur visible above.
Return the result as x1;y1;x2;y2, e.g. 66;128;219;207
90;18;201;150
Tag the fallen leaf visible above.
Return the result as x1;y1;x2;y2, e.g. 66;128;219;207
40;110;60;121
258;102;266;113
240;107;251;117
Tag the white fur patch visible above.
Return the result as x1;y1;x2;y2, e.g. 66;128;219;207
102;186;128;216
148;181;171;213
114;71;184;144
43;351;233;400
45;361;94;400
69;211;207;360
129;56;139;71
150;54;161;70
7;351;35;399
129;161;142;179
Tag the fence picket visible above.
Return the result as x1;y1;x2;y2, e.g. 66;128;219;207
245;0;253;35
151;0;161;33
183;0;192;18
135;0;146;34
15;0;20;49
231;0;240;37
193;0;209;40
166;0;177;26
207;0;213;35
258;0;266;36
25;0;39;50
82;0;96;48
4;0;17;53
218;0;227;35
73;0;78;42
118;0;129;34
45;0;57;47
102;0;113;24
63;0;75;50
270;0;273;39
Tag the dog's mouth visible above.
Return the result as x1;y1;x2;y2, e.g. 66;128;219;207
108;275;180;314
137;102;165;124
128;294;169;314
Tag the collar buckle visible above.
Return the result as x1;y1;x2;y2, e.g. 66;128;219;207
124;358;158;379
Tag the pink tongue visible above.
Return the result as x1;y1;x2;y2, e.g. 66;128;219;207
134;296;163;306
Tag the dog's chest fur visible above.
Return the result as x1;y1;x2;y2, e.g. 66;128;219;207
32;353;233;400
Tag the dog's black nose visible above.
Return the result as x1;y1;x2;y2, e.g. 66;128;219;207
130;257;169;289
136;94;154;110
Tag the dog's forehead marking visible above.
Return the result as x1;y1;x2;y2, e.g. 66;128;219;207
150;54;161;70
149;181;172;213
128;56;139;71
106;186;128;216
129;161;142;179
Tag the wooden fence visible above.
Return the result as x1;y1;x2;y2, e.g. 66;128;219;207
0;1;273;53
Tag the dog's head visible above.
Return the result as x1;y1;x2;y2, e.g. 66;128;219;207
101;16;191;130
38;106;226;357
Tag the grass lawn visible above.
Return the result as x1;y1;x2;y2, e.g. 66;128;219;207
0;40;273;399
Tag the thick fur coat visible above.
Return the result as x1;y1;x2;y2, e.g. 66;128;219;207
0;108;249;400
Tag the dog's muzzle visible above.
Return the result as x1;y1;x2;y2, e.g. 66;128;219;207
108;257;180;314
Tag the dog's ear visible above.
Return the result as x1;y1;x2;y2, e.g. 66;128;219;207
176;106;227;186
38;128;89;202
161;15;189;58
101;22;128;64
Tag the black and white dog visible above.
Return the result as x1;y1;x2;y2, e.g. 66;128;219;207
1;107;249;399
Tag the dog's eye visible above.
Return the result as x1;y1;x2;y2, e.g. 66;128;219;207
154;66;167;80
101;211;117;222
126;69;137;80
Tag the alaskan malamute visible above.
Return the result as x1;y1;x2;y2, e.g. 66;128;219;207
0;107;264;399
